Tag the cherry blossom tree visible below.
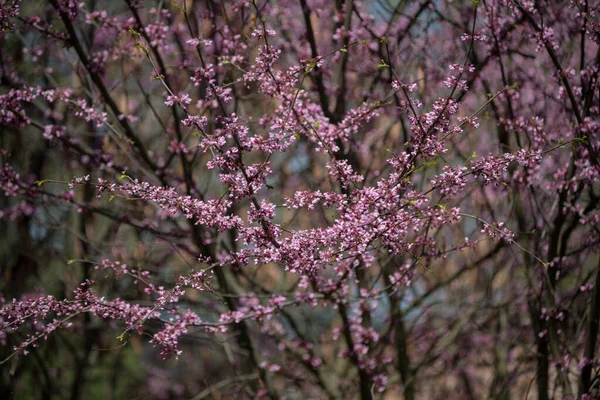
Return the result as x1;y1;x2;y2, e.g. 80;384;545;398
0;0;599;398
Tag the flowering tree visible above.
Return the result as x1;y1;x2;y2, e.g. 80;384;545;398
0;0;599;398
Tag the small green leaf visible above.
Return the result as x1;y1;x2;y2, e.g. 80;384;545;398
35;180;47;187
171;1;183;11
135;42;148;54
304;60;317;73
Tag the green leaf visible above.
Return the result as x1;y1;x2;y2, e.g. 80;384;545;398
171;1;183;11
135;42;148;54
304;60;317;73
34;180;47;187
